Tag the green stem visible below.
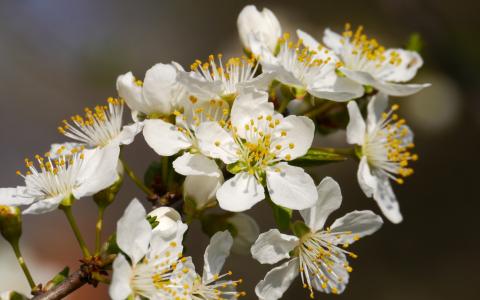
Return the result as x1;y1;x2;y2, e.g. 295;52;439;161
161;156;169;186
313;146;356;156
303;101;337;118
94;206;105;255
10;239;35;289
121;158;155;197
61;206;91;258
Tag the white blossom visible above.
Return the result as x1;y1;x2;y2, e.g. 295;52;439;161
196;89;317;212
346;93;417;223
251;177;383;299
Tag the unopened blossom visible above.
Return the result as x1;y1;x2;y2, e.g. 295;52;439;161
178;54;273;101
110;199;187;300
237;5;282;56
57;97;141;150
196;89;317;212
319;24;430;96
169;231;246;300
183;173;224;211
0;145;119;214
347;93;417;223
254;32;363;101
0;291;27;300
116;62;187;121
143;97;229;177
252;177;383;299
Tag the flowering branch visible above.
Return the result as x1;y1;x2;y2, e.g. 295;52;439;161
32;269;86;300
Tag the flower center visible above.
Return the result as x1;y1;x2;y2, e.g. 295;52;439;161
191;271;245;300
190;54;259;97
363;104;417;184
58;97;124;147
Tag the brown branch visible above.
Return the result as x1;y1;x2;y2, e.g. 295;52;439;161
32;269;86;300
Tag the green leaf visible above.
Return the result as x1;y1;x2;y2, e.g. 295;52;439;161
103;234;120;255
290;148;347;167
269;201;292;231
406;33;423;53
8;291;28;300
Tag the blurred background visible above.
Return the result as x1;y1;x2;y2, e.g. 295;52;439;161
0;0;478;299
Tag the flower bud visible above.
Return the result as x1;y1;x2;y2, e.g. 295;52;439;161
148;206;182;240
0;291;28;300
226;213;260;255
0;205;22;244
183;174;223;212
237;5;282;54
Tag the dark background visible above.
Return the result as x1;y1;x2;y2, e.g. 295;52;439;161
0;0;478;299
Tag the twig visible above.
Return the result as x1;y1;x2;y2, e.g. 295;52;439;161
32;269;86;300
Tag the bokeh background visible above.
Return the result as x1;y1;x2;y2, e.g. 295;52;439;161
0;0;479;299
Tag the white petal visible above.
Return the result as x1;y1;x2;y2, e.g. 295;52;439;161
0;187;33;206
346;101;366;145
231;89;274;138
273;115;314;160
300;177;342;232
176;69;223;99
203;230;233;283
109;255;133;300
216;172;265;212
227;213;260;255
310;252;349;294
149;220;187;257
308;76;364;101
22;195;64;215
382;49;424;82
72;145;120;199
327;210;383;245
196;122;239;164
143;119;191;156
372;174;403;223
148;207;182;239
173;152;221;177
116;72;146;113
251;229;298;264
184;174;223;210
142;63;178;115
116;122;143;146
116;198;152;264
255;258;299;300
366;92;389;130
296;29;320;50
49;142;84;159
237;5;281;53
322;28;344;53
357;157;377;197
266;163;317;210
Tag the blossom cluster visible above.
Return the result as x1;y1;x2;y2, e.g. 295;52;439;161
0;5;429;300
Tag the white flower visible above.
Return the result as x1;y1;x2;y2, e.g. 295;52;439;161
346;93;417;223
143;98;229;178
321;24;430;96
109;198;188;300
178;55;273;101
226;213;260;255
255;32;363;102
196;89;317;212
148;206;183;239
170;231;245;300
183;173;224;210
57;97;141;149
116;62;187;121
251;177;383;299
237;5;281;55
0;145;119;214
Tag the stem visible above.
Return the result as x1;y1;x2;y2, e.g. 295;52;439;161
313;146;356;156
94;206;105;255
32;269;85;300
161;156;169;186
303;101;337;118
121;158;155;197
60;206;91;258
10;239;35;289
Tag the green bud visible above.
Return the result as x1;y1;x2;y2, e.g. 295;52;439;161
291;220;311;238
94;173;124;209
0;291;28;300
0;205;22;244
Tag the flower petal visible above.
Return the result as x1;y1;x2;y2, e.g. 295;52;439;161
173;152;221;177
357;157;377;198
22;195;64;215
0;187;33;206
196;122;239;164
116;72;146;113
372;173;403;223
116;198;152;264
251;229;298;264
109;255;133;300
346;101;366;145
381;49;424;82
308;76;364;101
116;122;143;146
184;173;223;210
203;231;233;283
273;115;314;160
327;210;383;245
237;5;281;53
297;29;320;50
143;119;191;156
142;63;178;115
266;163;317;210
72;145;120;199
322;28;344;53
255;258;299;300
227;213;260;255
300;177;342;232
148;206;182;240
216;172;265;212
310;252;349;294
366;92;389;130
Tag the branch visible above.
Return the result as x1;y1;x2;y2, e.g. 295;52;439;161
32;269;86;300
